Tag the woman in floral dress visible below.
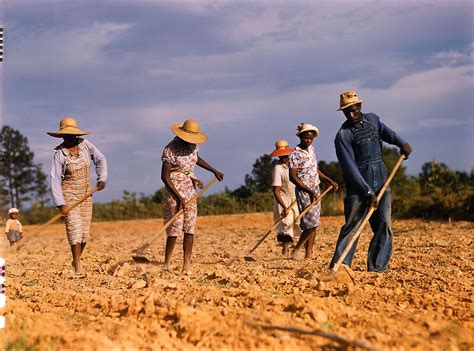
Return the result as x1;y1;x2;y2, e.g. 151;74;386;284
161;119;223;274
289;123;338;259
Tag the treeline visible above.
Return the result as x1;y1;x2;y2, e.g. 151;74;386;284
1;125;472;223
21;148;473;224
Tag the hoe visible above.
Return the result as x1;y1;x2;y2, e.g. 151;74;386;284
323;155;406;283
243;185;335;262
15;187;99;250
132;177;217;263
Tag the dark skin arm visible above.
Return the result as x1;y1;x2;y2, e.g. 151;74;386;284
290;168;338;202
161;161;185;210
317;170;338;191
289;167;319;202
196;155;224;181
273;186;290;217
161;155;224;210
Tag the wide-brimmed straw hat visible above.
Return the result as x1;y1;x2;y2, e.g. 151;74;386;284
296;123;319;137
8;208;19;215
271;139;293;157
47;117;90;138
171;119;208;144
338;90;364;111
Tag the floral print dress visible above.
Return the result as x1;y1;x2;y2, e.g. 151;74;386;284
289;145;321;230
161;137;200;237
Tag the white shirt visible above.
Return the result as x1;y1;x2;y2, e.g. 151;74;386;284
272;163;296;200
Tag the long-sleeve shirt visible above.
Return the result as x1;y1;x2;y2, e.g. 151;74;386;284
335;113;406;196
50;139;108;206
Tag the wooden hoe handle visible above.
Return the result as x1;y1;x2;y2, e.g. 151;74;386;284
134;177;218;252
246;200;298;255
331;155;406;272
38;187;100;233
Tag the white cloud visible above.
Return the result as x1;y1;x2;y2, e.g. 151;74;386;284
8;22;132;74
362;65;474;131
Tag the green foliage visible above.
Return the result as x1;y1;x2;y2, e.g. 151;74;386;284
233;154;275;198
318;160;345;193
393;160;473;220
20;149;473;224
0;125;49;209
5;336;39;351
92;190;163;221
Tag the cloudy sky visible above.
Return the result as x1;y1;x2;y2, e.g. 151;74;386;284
1;0;473;202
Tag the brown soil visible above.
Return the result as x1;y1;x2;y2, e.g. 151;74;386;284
2;213;473;350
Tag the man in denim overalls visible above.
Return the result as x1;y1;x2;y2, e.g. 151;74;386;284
329;91;412;272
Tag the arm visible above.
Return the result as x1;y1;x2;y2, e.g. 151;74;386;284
370;113;413;158
161;161;185;209
86;140;107;190
317;169;338;191
272;166;290;217
196;155;224;181
335;131;373;197
289;167;318;202
272;186;290;217
50;151;67;209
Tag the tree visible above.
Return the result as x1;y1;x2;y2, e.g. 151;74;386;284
232;154;275;199
418;160;470;195
0;125;48;209
151;187;166;204
318;160;345;192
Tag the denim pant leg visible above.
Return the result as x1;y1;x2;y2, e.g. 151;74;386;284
367;191;393;272
330;195;368;268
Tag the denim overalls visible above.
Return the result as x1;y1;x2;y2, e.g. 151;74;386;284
330;117;393;272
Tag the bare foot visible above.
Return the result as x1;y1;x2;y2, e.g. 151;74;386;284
183;270;193;276
74;265;85;275
163;265;176;275
183;263;192;276
291;249;302;260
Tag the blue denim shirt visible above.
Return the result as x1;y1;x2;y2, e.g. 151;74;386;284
335;113;406;197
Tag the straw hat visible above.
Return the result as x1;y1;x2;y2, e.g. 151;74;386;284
47;117;90;138
8;208;19;215
171;119;208;144
271;139;293;157
296;123;319;137
337;90;364;111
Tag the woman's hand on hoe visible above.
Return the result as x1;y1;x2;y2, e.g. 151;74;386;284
310;190;319;203
280;206;290;218
58;205;69;216
192;178;204;189
97;181;106;191
213;170;224;182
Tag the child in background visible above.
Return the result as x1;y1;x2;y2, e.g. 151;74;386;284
4;208;23;246
271;140;299;256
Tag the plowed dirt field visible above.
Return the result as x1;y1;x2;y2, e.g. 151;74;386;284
2;213;473;350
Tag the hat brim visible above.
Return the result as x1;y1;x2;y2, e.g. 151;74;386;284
337;99;363;111
296;128;319;137
271;147;293;157
171;124;208;144
47;128;90;138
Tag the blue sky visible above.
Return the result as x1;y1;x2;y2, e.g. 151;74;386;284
1;0;473;203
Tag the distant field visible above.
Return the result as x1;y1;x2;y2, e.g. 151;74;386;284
2;213;473;350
